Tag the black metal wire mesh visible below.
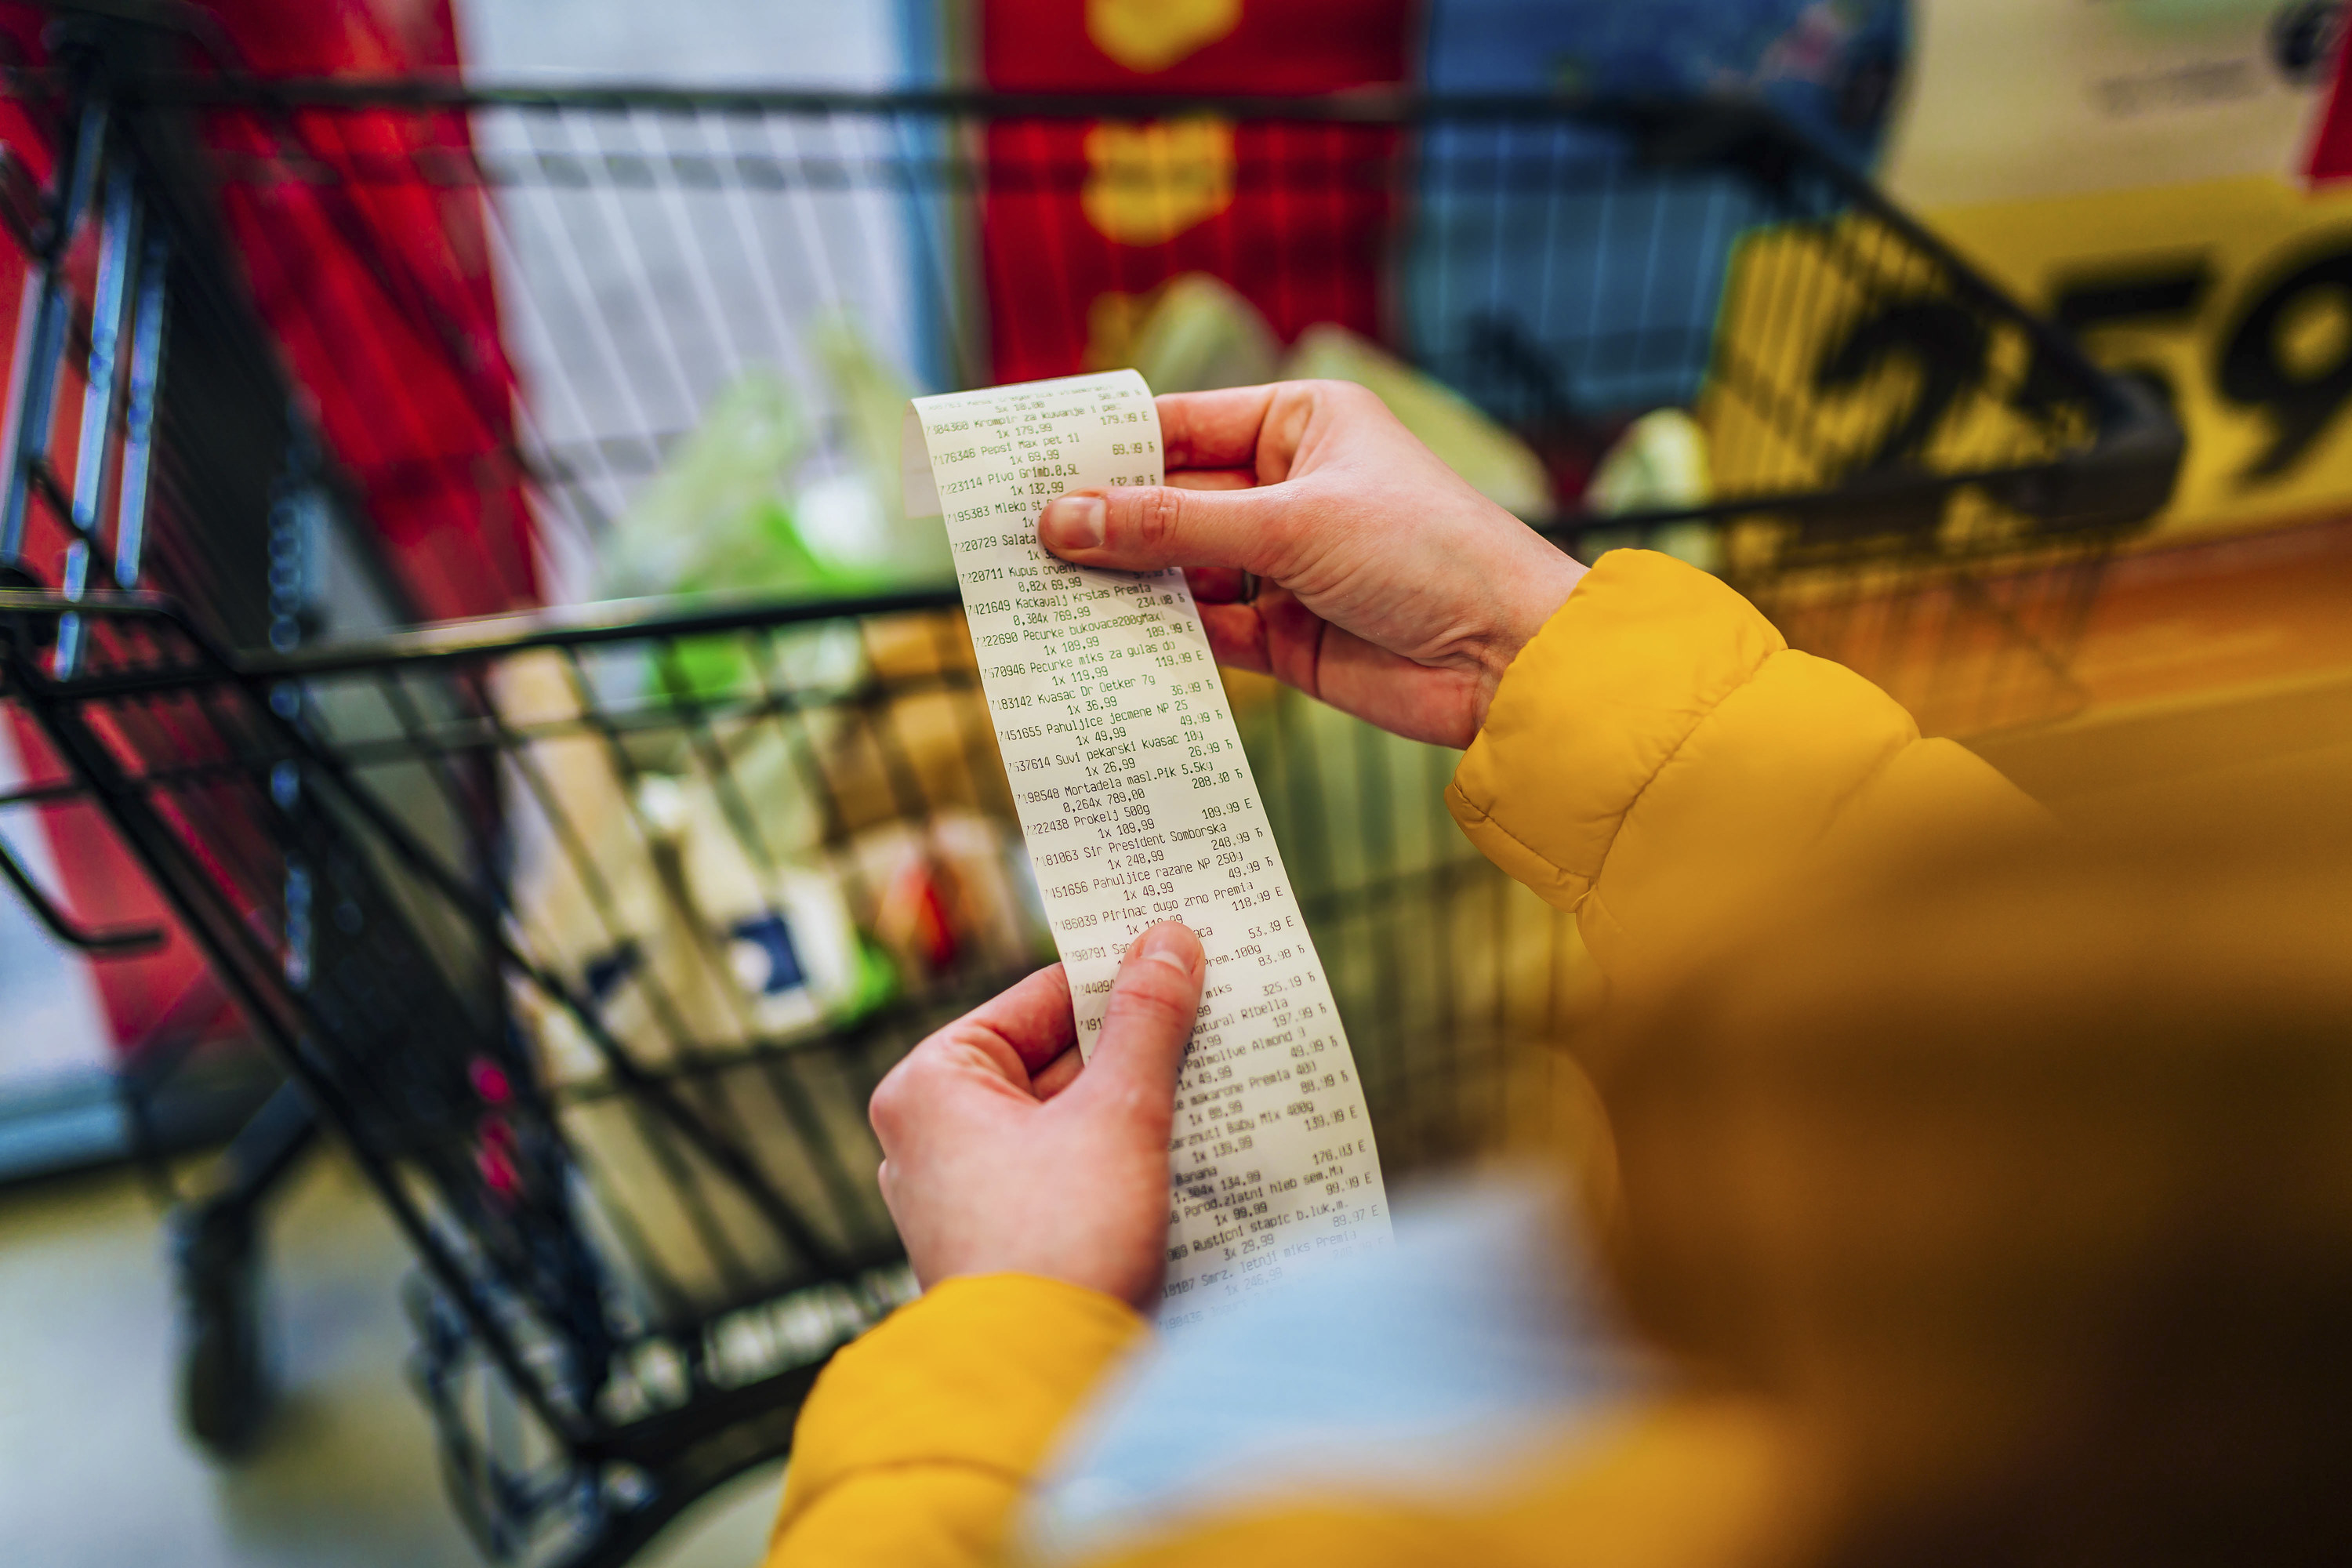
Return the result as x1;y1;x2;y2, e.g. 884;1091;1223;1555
0;575;1574;1563
141;82;2169;735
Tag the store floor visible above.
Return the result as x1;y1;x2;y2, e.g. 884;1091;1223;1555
0;1153;783;1568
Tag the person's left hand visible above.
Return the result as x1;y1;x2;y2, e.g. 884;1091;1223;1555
869;922;1205;1309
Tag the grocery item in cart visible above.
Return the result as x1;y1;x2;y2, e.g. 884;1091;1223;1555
795;314;958;587
1582;409;1724;572
1283;323;1556;521
1586;408;1711;515
498;643;854;1066
1087;273;1282;394
845;811;1047;982
591;368;822;602
1081;273;1555;521
515;804;1040;1316
497;614;1045;1310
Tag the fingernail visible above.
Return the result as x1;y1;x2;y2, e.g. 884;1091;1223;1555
1041;495;1105;551
1134;922;1196;975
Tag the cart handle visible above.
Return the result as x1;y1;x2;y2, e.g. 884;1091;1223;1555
0;826;165;955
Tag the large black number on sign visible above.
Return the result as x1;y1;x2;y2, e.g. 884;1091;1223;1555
1812;297;1988;477
2044;261;2212;421
2217;241;2352;482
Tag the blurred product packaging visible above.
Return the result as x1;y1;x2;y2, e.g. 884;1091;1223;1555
592;315;953;609
496;305;1030;1316
499;614;1045;1311
503;338;1039;1307
1089;273;1557;520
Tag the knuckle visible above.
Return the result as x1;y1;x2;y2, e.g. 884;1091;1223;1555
1135;486;1183;554
1291;376;1356;415
867;1058;918;1142
866;1086;899;1143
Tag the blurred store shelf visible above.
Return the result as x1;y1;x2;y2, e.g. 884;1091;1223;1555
1973;513;2352;810
2067;514;2352;711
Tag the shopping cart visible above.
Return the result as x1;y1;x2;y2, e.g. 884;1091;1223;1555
1;16;2176;1566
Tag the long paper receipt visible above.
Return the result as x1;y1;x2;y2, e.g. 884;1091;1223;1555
905;370;1391;1319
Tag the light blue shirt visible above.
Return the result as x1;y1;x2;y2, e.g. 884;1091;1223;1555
1021;1172;1647;1563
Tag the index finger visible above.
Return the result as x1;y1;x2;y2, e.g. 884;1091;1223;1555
1156;387;1279;470
942;961;1078;1076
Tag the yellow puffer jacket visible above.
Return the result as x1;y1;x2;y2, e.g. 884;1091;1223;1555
764;550;2038;1568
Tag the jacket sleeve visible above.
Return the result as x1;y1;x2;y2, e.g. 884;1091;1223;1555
764;1274;1149;1568
1446;550;2043;993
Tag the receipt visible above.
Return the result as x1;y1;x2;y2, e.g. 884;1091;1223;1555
906;370;1391;1316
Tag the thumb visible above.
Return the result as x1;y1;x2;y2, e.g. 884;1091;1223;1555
1065;921;1203;1125
1040;485;1289;575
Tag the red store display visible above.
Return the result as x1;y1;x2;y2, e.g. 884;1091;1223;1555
977;0;1414;382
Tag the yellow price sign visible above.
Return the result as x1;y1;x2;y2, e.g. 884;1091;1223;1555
1700;209;2100;558
1699;175;2352;548
1924;175;2352;540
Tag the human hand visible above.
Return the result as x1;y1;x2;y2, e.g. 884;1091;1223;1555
1037;380;1586;749
868;921;1205;1309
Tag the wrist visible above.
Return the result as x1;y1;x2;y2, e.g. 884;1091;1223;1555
1472;550;1586;731
924;1269;1149;1322
925;1254;1160;1311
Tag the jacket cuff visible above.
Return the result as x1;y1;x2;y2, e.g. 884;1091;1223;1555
776;1274;1149;1524
1446;550;1784;911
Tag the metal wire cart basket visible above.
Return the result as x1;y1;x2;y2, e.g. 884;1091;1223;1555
0;19;2177;1567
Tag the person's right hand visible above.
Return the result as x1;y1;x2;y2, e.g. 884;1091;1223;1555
1036;380;1586;749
